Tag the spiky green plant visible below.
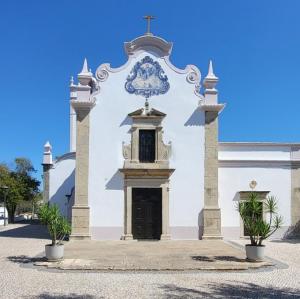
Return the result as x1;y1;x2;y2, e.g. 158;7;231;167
38;204;71;245
238;193;283;246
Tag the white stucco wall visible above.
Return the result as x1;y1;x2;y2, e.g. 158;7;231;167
88;50;205;239
219;144;292;239
219;143;292;161
49;153;75;218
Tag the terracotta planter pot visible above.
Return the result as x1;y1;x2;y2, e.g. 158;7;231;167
245;244;265;261
45;244;64;261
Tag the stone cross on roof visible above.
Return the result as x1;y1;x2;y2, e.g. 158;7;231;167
143;15;155;35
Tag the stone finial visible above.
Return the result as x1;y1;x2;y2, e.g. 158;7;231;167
43;141;53;165
70;75;77;100
203;60;219;104
70;76;75;87
78;58;93;86
81;58;89;73
203;60;218;90
207;60;216;78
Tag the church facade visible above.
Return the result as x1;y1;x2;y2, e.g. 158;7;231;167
42;33;300;241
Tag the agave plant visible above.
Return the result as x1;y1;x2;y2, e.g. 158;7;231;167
238;193;283;246
38;204;71;246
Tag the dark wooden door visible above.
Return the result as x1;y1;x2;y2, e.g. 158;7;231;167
139;130;156;162
132;188;162;240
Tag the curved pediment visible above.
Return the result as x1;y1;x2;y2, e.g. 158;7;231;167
94;34;202;98
124;34;173;57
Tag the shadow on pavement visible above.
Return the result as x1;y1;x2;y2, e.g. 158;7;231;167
7;255;46;264
271;239;300;244
0;224;49;239
29;294;99;299
191;256;246;263
159;282;300;299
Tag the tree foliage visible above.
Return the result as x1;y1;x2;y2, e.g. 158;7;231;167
0;158;40;222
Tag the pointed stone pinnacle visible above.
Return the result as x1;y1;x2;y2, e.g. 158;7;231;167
208;60;215;77
204;60;218;83
70;76;74;85
81;58;89;73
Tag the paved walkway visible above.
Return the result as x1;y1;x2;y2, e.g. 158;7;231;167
1;224;299;298
41;239;271;270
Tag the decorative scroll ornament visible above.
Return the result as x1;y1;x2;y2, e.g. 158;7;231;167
96;67;109;82
186;71;199;84
125;56;170;98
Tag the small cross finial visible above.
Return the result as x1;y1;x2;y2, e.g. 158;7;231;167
143;15;155;35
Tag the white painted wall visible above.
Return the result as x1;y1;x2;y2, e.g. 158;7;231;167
219;145;292;239
49;153;75;218
219;144;291;161
0;207;8;226
88;50;205;238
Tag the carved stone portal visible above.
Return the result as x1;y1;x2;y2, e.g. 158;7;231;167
120;106;174;240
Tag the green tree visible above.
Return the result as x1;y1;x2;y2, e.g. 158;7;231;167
0;158;40;223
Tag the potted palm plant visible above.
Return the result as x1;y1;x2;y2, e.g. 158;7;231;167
238;193;283;261
38;204;71;261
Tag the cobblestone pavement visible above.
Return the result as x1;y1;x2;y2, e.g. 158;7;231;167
0;224;299;298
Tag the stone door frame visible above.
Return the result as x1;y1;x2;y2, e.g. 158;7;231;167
122;177;171;240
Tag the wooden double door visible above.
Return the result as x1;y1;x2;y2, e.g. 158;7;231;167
132;188;162;240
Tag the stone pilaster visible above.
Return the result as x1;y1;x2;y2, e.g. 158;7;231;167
161;183;171;240
131;127;139;163
70;108;92;240
290;162;300;237
42;164;51;203
202;111;222;239
42;141;53;203
69;58;95;240
123;184;133;240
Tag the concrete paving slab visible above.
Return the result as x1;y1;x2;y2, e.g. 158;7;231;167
35;240;272;271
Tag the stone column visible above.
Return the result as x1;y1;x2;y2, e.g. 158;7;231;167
291;158;300;237
70;108;92;240
202;111;222;239
161;183;171;240
123;184;133;240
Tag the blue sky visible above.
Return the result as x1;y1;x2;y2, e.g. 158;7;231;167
1;0;300;181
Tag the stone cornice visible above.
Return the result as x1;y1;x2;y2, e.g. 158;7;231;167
54;152;76;163
219;159;300;168
119;168;175;179
124;35;173;57
200;103;225;113
219;142;300;147
70;99;96;112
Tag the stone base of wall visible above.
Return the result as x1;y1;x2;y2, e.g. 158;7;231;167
90;226;201;240
71;206;90;239
69;234;91;241
81;226;295;240
202;208;222;239
221;226;291;240
170;227;199;239
91;227;123;240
